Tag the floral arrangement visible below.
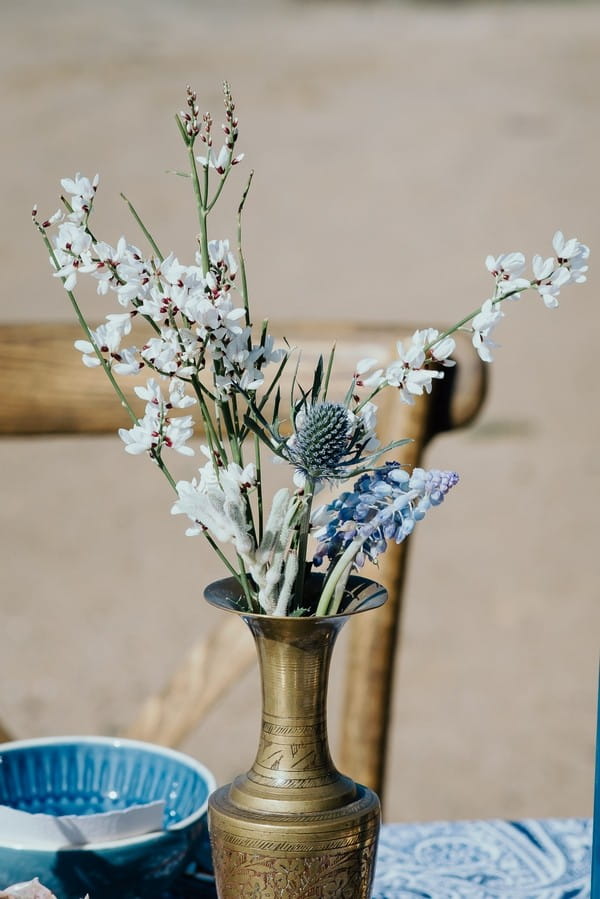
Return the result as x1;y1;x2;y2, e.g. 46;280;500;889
33;84;589;618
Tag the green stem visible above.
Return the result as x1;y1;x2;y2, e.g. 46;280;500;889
203;147;210;214
218;396;243;465
236;170;254;329
120;193;164;261
206;164;232;213
293;478;315;608
151;450;177;489
191;374;228;464
254;433;264;543
188;146;210;274
423;283;532;354
235;561;258;611
213;542;245;583
322;343;336;401
315;537;364;617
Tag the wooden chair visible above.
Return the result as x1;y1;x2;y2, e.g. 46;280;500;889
0;320;487;802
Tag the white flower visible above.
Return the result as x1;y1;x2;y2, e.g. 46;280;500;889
52;222;93;290
167;379;197;409
141;328;189;373
195;297;246;338
429;333;456;365
116;258;153;306
60;172;98;221
156;252;189;286
531;255;555;282
471;299;504;362
486;251;530;299
257;333;286;367
120;378;195;456
208;238;238;275
73;340;102;368
61;172;98;199
79;237;133;295
112;346;143;375
531;255;570;309
74;314;133;368
356;401;379;451
171;476;222;537
408;328;456;367
495;276;531;300
212;328;284;395
220;461;257;499
485;251;526;279
196;145;230;173
380;330;446;404
401;331;427;369
119;412;159;455
57;223;93;256
171;460;255;543
163;415;195;455
402;367;444;400
40;209;63;228
552;231;590;284
355;357;385;389
355;357;378;375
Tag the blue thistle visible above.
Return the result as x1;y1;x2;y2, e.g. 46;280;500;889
289;402;359;482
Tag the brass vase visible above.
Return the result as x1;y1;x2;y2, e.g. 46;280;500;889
204;574;387;899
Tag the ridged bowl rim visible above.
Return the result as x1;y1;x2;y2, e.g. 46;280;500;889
0;735;216;851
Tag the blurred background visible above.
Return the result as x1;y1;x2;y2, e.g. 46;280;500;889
1;0;598;823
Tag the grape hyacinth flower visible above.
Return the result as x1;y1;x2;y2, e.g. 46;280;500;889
312;463;459;615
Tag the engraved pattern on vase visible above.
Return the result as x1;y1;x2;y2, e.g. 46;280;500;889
211;841;378;898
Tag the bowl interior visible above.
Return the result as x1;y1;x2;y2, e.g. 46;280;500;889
0;739;212;830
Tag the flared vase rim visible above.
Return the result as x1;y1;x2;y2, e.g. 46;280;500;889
204;573;387;621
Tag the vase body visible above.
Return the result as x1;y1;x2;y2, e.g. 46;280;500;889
204;574;386;899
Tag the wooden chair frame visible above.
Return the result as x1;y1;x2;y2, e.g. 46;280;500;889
0;320;486;801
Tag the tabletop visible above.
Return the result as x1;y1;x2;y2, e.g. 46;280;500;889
171;816;593;898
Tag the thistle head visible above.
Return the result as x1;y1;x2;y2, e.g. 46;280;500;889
290;402;354;484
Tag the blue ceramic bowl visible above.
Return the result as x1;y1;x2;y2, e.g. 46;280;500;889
0;736;215;898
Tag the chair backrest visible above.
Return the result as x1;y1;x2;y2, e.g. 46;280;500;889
0;320;486;801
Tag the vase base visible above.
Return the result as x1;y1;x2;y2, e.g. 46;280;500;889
209;782;380;898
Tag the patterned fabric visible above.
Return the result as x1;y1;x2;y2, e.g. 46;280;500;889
173;818;592;897
372;818;592;898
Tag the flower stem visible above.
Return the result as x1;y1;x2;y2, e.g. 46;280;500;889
206;163;232;213
423;283;532;354
120;193;164;261
237;170;254;329
188;146;210;275
293;477;315;608
315;536;364;616
191;374;228;464
254;433;264;542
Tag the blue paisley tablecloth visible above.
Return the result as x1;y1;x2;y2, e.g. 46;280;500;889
175;817;592;897
372;818;592;898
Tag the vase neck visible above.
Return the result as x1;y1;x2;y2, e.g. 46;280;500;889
230;615;356;813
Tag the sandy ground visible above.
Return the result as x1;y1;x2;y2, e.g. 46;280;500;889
1;0;599;824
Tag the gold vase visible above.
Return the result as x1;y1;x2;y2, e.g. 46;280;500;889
204;574;387;899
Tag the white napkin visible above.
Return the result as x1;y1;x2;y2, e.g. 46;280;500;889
0;801;165;847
